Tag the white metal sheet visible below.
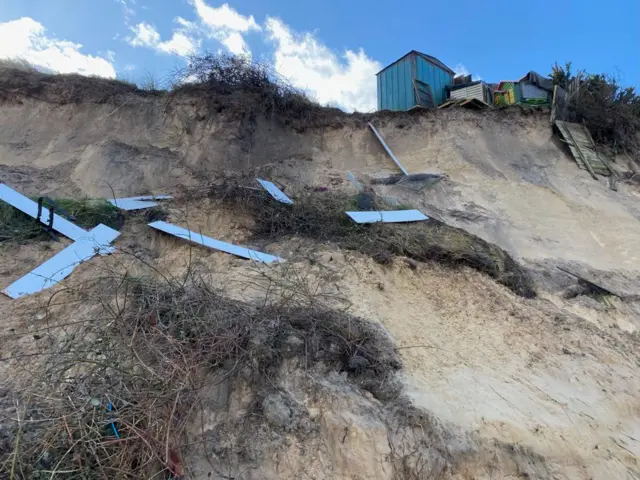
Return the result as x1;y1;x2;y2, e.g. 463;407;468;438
368;122;409;175
347;171;364;192
108;194;172;210
108;199;159;210
345;210;428;224
148;221;283;263
0;183;87;240
256;179;293;204
113;194;172;202
2;224;120;299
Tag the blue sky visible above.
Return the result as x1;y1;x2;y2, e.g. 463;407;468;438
0;0;638;111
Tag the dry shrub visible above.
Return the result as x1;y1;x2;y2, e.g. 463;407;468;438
0;263;399;479
551;63;640;156
210;182;535;298
0;60;160;105
574;75;640;156
171;53;347;130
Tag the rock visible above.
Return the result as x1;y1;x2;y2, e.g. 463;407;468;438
262;393;292;428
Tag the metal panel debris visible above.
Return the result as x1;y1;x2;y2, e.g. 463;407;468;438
256;179;293;204
347;171;364;192
0;183;87;240
109;199;160;210
346;210;429;224
120;195;172;201
368;122;409;175
2;224;120;299
109;194;172;211
148;221;283;263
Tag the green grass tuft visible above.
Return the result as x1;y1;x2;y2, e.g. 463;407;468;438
0;197;123;243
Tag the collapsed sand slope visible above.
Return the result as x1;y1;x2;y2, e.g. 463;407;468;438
1;76;639;478
1;91;638;280
1;218;638;479
350;110;640;277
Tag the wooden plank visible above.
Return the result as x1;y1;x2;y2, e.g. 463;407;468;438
582;125;617;179
556;122;586;170
561;123;598;179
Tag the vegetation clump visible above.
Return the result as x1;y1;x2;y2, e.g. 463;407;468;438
0;197;122;242
550;61;640;157
0;267;399;478
211;181;536;298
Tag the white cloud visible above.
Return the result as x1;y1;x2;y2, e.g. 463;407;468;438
191;1;260;32
116;0;136;24
189;0;259;55
127;22;160;47
453;62;482;81
453;63;469;77
127;22;198;57
158;32;199;56
265;17;381;112
221;32;248;55
0;17;116;77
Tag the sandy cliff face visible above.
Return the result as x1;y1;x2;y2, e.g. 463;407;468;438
0;76;639;479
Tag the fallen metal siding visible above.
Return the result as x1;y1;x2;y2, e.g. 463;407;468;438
3;224;120;299
149;221;283;263
0;183;87;241
256;179;293;204
368;122;409;175
109;199;159;210
109;194;171;210
346;210;428;224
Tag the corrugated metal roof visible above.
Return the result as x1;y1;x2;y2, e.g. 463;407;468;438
376;50;455;76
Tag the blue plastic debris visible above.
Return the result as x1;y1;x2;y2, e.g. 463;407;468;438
107;402;120;439
345;210;429;224
148;221;283;263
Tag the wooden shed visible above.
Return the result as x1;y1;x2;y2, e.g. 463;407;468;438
376;50;455;111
